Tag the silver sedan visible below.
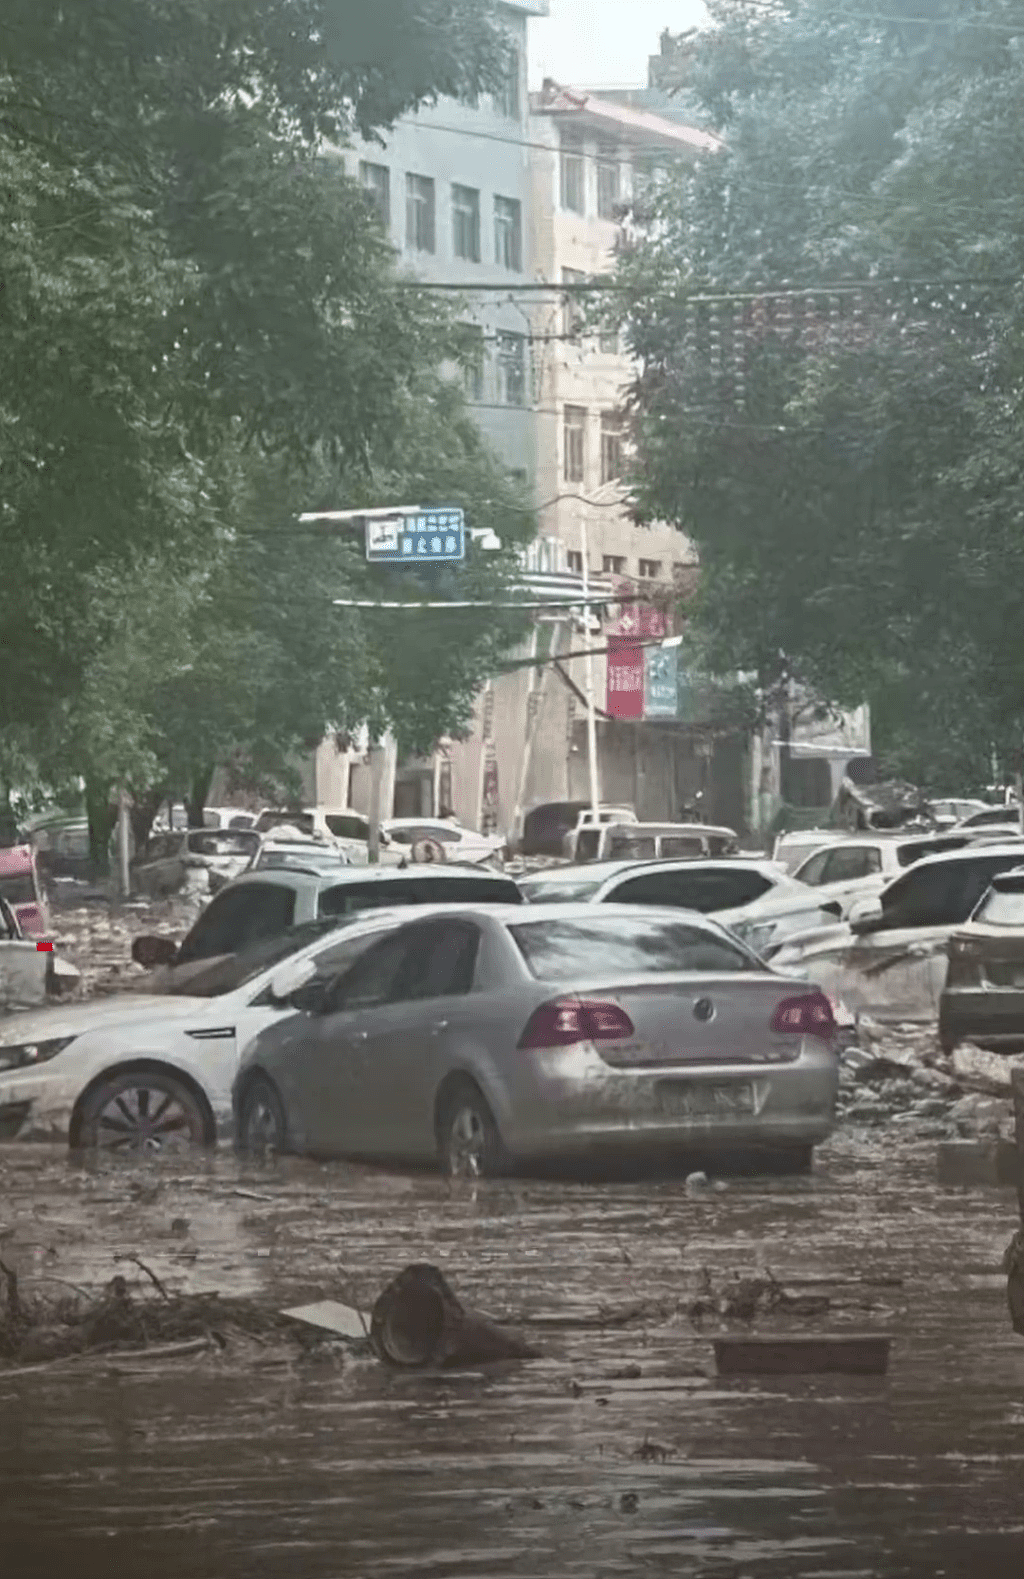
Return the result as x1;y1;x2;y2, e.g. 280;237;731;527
232;903;840;1177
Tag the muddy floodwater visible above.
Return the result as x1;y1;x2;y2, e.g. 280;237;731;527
1;1135;1022;1578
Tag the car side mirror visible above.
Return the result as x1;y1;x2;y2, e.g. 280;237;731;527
132;935;178;968
269;957;317;1004
290;979;329;1015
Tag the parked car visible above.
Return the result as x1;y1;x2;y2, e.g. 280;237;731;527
568;820;739;864
771;842;1024;1022
0;911;408;1147
928;798;989;829
132;828;262;897
383;818;506;865
560;804;639;859
130;866;525;974
248;838;351;874
509;800;636;859
0;844;48;936
201;806;260;830
940;868;1024;1053
771;830;849;876
233;902;840;1176
0;895;53;1012
253;806;403;865
792;832;975;918
955;804;1022;831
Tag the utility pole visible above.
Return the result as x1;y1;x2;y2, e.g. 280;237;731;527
367;740;387;865
580;519;601;820
116;788;131;898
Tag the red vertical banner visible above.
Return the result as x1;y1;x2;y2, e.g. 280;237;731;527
606;634;644;719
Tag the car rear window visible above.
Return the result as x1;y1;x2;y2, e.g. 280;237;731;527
974;886;1024;927
325;814;369;841
519;876;605;904
508;915;761;981
896;837;967;868
318;876;521;916
257;811;316;836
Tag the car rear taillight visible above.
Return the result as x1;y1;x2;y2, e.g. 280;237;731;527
770;992;836;1040
518;999;635;1050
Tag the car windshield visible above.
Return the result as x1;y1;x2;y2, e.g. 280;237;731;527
520;875;606;904
509;915;762;980
318;876;520;916
155;919;354;997
974;886;1024;927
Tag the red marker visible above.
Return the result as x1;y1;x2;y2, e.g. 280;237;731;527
36;940;53;952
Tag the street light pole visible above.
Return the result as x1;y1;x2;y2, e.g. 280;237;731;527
580;519;601;820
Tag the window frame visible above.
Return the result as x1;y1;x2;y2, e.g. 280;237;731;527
405;172;436;254
493;195;522;271
495;331;526;407
600;413;624;483
358;161;390;230
560;134;586;214
563;404;587;484
451;183;481;263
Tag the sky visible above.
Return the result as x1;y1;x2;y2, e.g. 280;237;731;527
527;0;710;91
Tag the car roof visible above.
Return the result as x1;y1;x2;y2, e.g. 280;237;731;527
325;899;728;929
887;840;1024;874
522;856;782;883
221;866;519;894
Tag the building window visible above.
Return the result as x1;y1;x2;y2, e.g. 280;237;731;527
603;554;626;575
451;184;481;262
601;413;624;483
495;49;521;118
597;145;620;219
638;558;662;579
562;267;586;339
599;323;620;355
495;332;526;406
494;195;522;270
359;162;390;229
560;132;585;214
564;405;587;483
406;174;436;253
462;324;485;401
567;550;584;574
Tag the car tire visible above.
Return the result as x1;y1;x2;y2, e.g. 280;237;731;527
237;1076;288;1157
436;1080;508;1179
76;1070;208;1154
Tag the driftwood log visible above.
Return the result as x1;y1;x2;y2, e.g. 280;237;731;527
1008;1069;1024;1337
370;1264;540;1369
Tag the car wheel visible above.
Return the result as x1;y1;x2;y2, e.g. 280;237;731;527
437;1081;507;1179
237;1077;288;1156
77;1070;208;1154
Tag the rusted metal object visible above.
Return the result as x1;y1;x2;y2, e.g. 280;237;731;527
370;1264;541;1369
713;1333;891;1377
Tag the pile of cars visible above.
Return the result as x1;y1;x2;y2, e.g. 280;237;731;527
2;790;1023;1177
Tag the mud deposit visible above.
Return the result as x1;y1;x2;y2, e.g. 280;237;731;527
1;1137;1022;1578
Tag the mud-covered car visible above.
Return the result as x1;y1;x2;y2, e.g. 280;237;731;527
940;868;1024;1052
131;828;262;897
0;912;405;1147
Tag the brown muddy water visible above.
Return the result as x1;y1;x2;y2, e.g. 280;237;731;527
1;1135;1022;1579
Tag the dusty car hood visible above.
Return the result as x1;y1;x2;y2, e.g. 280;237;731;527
0;994;211;1046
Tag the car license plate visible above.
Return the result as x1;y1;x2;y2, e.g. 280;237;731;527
657;1081;755;1118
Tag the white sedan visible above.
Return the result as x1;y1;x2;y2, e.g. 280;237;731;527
0;913;401;1149
383;818;506;864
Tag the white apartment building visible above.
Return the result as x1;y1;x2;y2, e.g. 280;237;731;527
528;82;720;595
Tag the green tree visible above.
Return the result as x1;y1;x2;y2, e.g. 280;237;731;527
616;1;1024;790
1;1;533;845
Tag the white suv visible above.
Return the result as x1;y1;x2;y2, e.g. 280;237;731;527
792;832;975;917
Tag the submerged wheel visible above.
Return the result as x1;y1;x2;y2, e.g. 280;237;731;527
437;1081;507;1179
237;1076;288;1156
77;1070;208;1154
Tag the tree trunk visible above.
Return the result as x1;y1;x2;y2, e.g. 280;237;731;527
185;764;215;829
370;1264;540;1369
130;787;166;854
84;777;116;870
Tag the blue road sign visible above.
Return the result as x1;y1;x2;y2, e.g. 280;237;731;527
365;508;465;564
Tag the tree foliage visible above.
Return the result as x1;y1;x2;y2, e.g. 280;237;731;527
616;0;1024;790
0;0;532;831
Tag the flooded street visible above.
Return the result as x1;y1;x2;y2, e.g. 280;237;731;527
1;1136;1021;1578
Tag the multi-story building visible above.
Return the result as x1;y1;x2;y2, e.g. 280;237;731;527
527;80;720;597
